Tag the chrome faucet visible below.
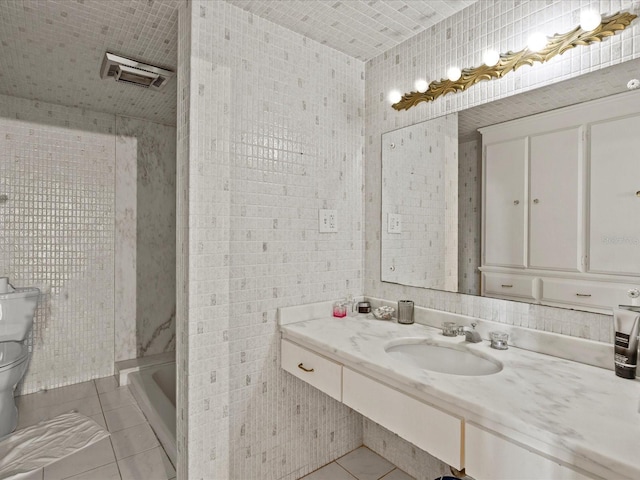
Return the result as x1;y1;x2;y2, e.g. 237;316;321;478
459;322;482;343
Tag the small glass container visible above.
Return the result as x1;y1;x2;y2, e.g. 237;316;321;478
333;301;347;318
357;301;371;314
490;331;509;350
442;321;458;337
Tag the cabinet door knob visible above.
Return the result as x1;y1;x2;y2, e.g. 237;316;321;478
513;200;520;205
636;191;640;197
298;363;314;373
533;198;540;204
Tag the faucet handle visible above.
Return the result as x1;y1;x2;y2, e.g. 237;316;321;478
471;322;477;329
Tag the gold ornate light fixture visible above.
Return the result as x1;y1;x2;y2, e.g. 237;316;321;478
392;11;637;111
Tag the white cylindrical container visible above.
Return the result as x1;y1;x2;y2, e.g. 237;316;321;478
0;278;8;294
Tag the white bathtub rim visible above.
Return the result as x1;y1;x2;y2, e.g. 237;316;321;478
127;364;176;466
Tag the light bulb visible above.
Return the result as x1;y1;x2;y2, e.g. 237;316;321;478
483;49;500;67
447;66;462;82
388;90;402;104
527;32;548;52
414;79;429;93
580;10;601;31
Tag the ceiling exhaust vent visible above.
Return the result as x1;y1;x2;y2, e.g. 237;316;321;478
100;52;174;90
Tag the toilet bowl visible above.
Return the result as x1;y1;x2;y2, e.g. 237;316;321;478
0;278;39;437
0;342;30;435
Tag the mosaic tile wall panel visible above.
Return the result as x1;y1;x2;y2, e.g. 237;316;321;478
458;139;481;296
363;0;638;475
0;92;176;393
181;0;365;477
114;117;137;362
0;94;116;394
381;114;458;291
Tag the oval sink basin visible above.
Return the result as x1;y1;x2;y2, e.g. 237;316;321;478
385;342;502;376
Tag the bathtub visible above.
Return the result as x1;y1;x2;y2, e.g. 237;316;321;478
128;362;176;465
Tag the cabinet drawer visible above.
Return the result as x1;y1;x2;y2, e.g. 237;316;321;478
342;368;463;470
281;339;342;401
466;423;593;480
540;278;634;311
483;273;536;300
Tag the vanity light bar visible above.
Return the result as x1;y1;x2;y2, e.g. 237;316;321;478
392;11;637;111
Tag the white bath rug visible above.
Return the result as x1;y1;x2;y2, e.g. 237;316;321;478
0;412;110;479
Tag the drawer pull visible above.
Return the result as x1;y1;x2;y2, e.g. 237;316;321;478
501;284;513;288
576;293;592;297
298;363;314;373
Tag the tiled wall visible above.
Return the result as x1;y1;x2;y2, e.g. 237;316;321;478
178;0;365;477
381;114;458;291
458;139;481;295
0;93;175;393
364;0;640;475
0;94;116;393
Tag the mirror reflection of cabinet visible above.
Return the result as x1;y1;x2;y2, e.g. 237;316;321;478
529;128;581;271
483;139;526;268
589;114;640;275
482;129;582;271
480;92;640;313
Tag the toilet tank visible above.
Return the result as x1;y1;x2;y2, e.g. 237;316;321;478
0;287;40;342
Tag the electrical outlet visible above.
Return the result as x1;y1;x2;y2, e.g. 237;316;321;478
388;213;402;234
319;209;338;233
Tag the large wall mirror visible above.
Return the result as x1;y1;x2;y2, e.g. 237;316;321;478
381;58;640;314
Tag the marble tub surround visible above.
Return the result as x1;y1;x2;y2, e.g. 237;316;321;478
279;302;640;480
115;117;176;359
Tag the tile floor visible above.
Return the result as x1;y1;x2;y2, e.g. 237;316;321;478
13;375;175;480
301;447;414;480
12;379;409;480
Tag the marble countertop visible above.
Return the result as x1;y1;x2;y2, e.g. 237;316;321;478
280;314;640;480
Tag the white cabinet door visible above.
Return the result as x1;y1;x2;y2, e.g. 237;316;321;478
466;423;594;480
484;138;527;268
342;368;463;470
529;128;581;271
281;340;342;401
589;115;640;275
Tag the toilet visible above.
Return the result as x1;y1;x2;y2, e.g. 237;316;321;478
0;277;39;437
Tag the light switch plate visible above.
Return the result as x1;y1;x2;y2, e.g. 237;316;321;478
319;209;338;233
388;213;402;234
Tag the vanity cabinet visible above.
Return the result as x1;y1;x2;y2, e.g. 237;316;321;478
480;92;640;312
280;339;463;470
280;339;342;401
342;368;463;470
465;423;594;480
